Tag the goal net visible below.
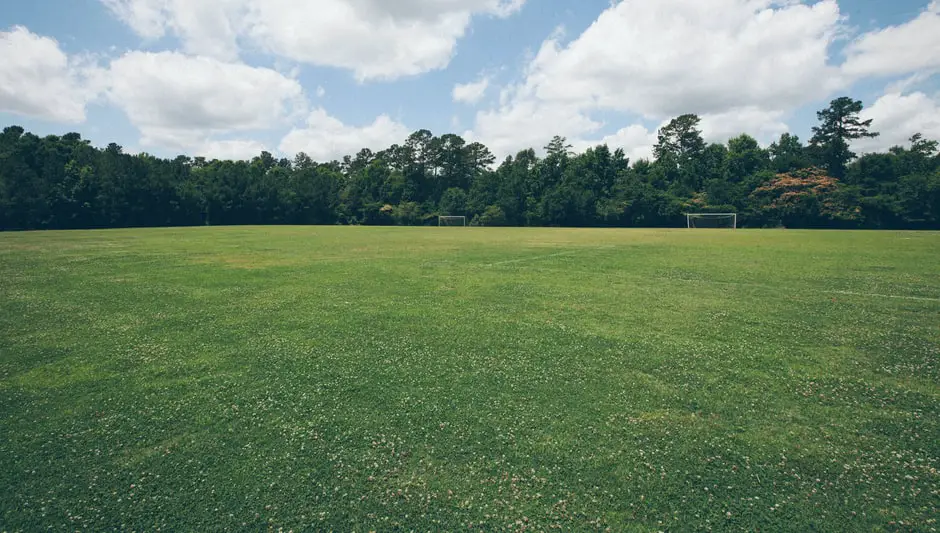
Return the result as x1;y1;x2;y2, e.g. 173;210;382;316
438;216;467;227
686;213;737;229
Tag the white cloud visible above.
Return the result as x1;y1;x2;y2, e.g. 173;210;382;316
569;107;789;165
469;0;837;159
198;139;268;160
854;91;940;154
0;26;100;122
100;0;246;61
842;1;940;79
466;98;602;160
316;85;326;98
698;107;789;145
105;51;305;152
521;0;843;118
578;124;658;163
885;71;935;95
99;0;166;39
280;108;410;161
100;0;526;80
453;75;490;104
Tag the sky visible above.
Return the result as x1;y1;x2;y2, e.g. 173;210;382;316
1;0;939;163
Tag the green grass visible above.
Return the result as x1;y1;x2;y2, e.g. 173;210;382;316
1;227;938;532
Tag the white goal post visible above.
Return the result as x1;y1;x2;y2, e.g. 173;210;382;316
685;213;738;229
438;216;467;227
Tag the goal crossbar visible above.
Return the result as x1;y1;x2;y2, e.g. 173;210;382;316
438;216;467;227
685;213;737;229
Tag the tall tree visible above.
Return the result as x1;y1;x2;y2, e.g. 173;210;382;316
432;134;468;202
769;133;810;173
544;136;573;159
654;114;706;164
654;114;706;192
809;97;879;178
749;167;862;228
0;115;938;231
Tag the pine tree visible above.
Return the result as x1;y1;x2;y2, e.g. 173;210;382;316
809;97;879;178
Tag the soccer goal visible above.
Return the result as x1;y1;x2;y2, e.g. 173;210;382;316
438;216;467;227
686;213;737;229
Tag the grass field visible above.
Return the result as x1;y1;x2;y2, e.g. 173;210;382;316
1;227;938;532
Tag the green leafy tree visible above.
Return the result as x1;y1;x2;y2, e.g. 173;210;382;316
391;201;423;225
654;115;706;162
725;135;769;181
475;205;508;226
439;187;468;216
897;171;940;227
0;114;938;231
809;97;879;178
654;114;707;192
769;133;811;173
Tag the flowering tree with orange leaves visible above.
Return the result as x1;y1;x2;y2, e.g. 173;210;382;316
748;167;862;228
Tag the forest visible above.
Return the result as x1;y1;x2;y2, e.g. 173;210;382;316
1;96;938;231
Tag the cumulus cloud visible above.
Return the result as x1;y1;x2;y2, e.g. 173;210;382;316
524;0;842;117
197;139;269;160
100;0;246;61
842;1;940;79
576;124;659;163
567;108;789;165
0;26;101;122
280;108;410;161
466;98;602;160
100;0;526;80
27;0;940;164
854;91;940;154
468;0;842;160
453;76;490;104
105;51;305;151
698;107;789;145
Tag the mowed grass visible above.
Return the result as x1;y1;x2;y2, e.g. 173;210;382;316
1;227;938;532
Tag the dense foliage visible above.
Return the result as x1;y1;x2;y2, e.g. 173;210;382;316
2;97;938;230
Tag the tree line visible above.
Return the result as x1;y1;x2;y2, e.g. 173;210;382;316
1;96;938;231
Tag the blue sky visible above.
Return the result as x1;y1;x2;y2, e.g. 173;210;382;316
1;0;938;162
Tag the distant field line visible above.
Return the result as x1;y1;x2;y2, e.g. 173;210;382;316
672;277;940;303
485;246;617;267
500;264;940;303
486;250;581;266
826;290;940;303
